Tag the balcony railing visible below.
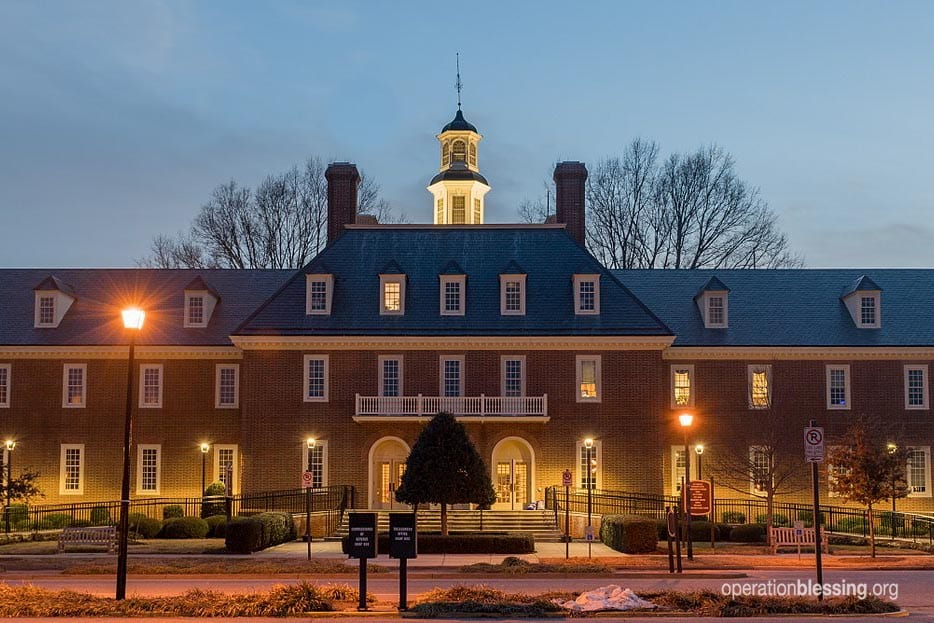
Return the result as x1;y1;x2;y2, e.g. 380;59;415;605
354;394;548;420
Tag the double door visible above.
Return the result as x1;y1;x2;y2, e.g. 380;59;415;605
375;459;406;509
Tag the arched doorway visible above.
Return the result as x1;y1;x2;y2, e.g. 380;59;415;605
368;437;410;509
491;437;535;510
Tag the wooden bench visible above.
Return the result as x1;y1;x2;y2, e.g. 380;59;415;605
58;526;117;553
770;526;829;554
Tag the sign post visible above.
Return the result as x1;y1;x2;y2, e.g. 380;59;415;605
389;513;417;611
562;469;572;560
302;471;314;561
805;421;824;601
665;506;677;573
348;513;378;611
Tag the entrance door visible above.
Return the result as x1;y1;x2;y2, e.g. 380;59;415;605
495;460;529;510
376;460;406;509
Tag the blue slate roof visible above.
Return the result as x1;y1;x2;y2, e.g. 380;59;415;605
842;275;882;297
238;226;671;337
615;269;934;347
0;269;291;346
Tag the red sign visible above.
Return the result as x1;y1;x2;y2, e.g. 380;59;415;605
562;469;573;488
688;480;711;515
301;471;314;489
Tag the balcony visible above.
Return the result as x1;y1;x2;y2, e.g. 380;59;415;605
354;394;549;422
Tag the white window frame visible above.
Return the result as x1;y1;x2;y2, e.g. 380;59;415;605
439;355;465;397
575;355;602;402
62;363;87;408
184;292;207;328
303;355;330;402
670;445;698;496
0;363;10;408
379;274;406;315
825;364;851;410
439;274;466;316
904;364;929;410
906;446;931;498
700;292;729;328
749;445;772;495
747;364;772;409
214;444;238;495
302;440;329;488
378;355;404;397
573;274;601;315
59;444;84;495
857;293;881;328
500;274;526;316
670;364;694;408
34;292;57;328
136;444;161;495
138;364;163;409
305;274;334;315
215;363;240;409
500;356;526;397
576;439;603;491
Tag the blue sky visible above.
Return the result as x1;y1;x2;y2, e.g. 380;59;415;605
2;1;932;267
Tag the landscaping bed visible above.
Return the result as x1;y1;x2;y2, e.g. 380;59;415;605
461;557;612;574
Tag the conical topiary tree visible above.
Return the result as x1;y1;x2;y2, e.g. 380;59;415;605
395;412;496;535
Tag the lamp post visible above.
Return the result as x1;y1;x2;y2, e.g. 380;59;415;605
305;438;316;561
4;440;15;534
695;444;704;480
678;413;694;561
116;307;144;601
584;437;594;559
200;443;210;496
887;442;897;539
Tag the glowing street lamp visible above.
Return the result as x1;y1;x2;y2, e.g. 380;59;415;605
305;438;316;560
116;307;144;601
200;443;211;496
887;442;898;538
584;437;595;558
695;444;705;480
679;413;694;561
3;440;15;534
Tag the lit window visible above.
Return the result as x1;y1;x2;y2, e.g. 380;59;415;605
671;365;693;407
452;196;466;224
469;142;477;167
750;446;772;494
436;198;444;223
137;445;160;494
473;198;481;223
748;365;772;409
214;445;237;494
907;447;931;496
379;356;403;397
304;441;328;488
62;364;86;408
578;441;600;490
379;275;406;315
452;140;466;163
502;357;525;397
500;274;526;315
905;365;928;410
440;275;466;315
442;142;450;168
576;356;601;402
0;364;9;408
440;356;464;397
826;365;850;409
216;364;239;408
671;446;697;495
139;364;163;408
60;444;84;495
303;355;329;402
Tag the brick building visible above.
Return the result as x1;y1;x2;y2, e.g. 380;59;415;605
1;108;932;512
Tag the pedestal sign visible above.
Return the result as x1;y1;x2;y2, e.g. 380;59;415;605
688;480;711;515
389;513;417;611
348;513;377;611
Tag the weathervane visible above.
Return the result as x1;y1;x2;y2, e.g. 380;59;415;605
455;53;462;111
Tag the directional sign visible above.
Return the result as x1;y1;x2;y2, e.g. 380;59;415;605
688;480;712;515
562;469;573;488
804;427;825;463
301;471;314;489
348;512;378;559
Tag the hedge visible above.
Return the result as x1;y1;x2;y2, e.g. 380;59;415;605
226;512;297;553
756;513;790;527
90;506;112;526
721;511;746;524
39;513;73;530
340;533;535;555
160;516;210;539
201;482;227;518
205;514;227;538
730;523;766;542
599;515;657;554
163;505;184;520
129;513;162;539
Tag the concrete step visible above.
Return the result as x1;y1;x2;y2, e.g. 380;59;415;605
332;509;558;537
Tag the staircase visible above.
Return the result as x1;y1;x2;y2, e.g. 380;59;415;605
331;509;562;541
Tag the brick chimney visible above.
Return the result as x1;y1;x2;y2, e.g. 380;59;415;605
325;162;360;243
553;161;588;245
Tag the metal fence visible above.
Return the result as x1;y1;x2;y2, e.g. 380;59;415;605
545;486;934;545
1;485;354;536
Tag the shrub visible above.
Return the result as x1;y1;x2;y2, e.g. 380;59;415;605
722;511;745;524
687;520;720;542
340;533;535;555
910;519;933;537
163;505;184;520
796;510;826;527
39;513;73;530
4;504;28;524
600;515;658;554
833;517;868;534
756;513;789;527
129;513;162;539
730;523;766;542
90;506;112;526
226;512;296;553
201;481;227;519
205;514;227;538
160;516;210;539
716;523;733;541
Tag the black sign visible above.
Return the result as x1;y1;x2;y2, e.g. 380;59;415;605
348;512;378;559
389;512;417;559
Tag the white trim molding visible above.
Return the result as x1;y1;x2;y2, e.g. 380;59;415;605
825;364;851;410
231;335;674;351
904;364;929;410
575;355;602;403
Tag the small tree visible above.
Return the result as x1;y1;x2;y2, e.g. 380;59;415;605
395;412;496;535
827;423;909;557
0;468;43;506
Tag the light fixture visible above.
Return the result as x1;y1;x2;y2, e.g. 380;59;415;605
584;437;593;449
200;442;210;454
121;308;145;330
4;440;15;452
695;444;704;455
307;437;316;449
887;442;897;454
678;413;694;428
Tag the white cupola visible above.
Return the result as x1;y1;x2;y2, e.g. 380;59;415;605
427;108;490;224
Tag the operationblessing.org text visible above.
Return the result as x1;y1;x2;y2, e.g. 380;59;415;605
721;579;898;601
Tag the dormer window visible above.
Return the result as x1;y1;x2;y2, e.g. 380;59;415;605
33;276;76;329
38;295;55;326
183;277;219;328
305;274;334;315
500;274;526;316
187;295;204;325
380;275;406;315
573;274;600;315
440;274;466;316
708;296;725;325
841;275;881;329
694;277;730;329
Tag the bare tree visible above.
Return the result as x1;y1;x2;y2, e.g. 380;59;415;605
138;157;399;269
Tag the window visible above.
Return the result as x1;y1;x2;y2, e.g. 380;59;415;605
62;364;86;408
670;365;694;407
670;446;698;495
440;275;466;315
905;365;928;410
577;440;601;490
576;355;601;402
573;275;600;315
473;198;481;223
907;447;931;497
303;440;328;488
37;295;55;326
452;196;466;224
60;444;84;495
826;364;851;409
441;142;450;168
439;356;464;397
187;295;204;326
215;444;238;494
860;296;876;326
469;142;477;167
303;355;329;402
750;446;772;494
500;274;526;315
216;364;239;408
0;364;9;407
708;296;725;326
305;274;334;315
379;356;403;397
452;140;466;163
748;365;772;409
139;364;163;408
501;356;525;397
137;445;161;494
379;275;405;315
436;198;444;223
